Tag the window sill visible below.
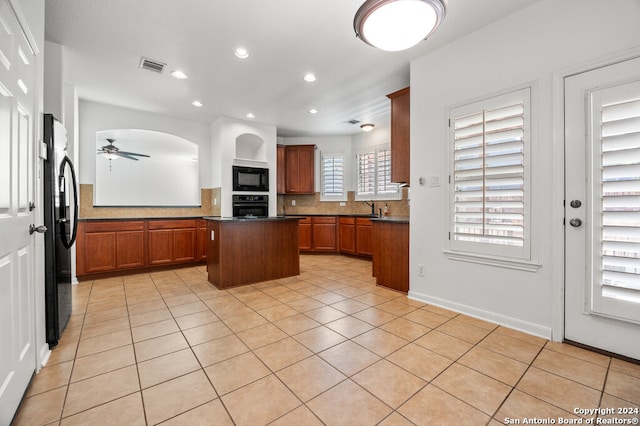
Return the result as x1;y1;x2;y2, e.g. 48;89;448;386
442;249;541;272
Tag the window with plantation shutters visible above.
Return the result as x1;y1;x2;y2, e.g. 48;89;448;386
448;87;531;260
356;145;401;200
320;152;346;201
594;85;640;313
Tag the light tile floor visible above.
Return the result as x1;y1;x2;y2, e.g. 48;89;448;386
13;255;640;425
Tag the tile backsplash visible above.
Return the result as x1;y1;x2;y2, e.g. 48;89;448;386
79;184;219;219
278;188;409;217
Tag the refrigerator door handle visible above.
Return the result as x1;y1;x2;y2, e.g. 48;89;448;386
59;155;79;249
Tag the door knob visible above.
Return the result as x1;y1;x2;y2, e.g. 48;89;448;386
570;200;582;208
29;224;47;234
569;218;582;228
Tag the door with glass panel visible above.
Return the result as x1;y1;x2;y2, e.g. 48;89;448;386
564;56;640;360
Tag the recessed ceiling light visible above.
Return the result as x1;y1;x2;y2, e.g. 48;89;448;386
308;108;319;114
246;113;255;119
192;101;203;107
170;70;188;79
360;123;375;132
234;47;249;59
304;73;316;82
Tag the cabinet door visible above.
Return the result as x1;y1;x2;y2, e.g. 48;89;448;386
277;144;286;194
356;219;373;257
197;223;208;260
174;228;197;262
116;231;145;269
285;145;315;194
339;218;356;254
148;229;174;265
84;232;117;273
298;217;313;251
313;217;337;252
387;87;410;184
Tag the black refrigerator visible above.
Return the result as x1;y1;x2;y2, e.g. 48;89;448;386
43;114;79;348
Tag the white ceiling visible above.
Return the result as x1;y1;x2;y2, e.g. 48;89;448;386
44;0;540;137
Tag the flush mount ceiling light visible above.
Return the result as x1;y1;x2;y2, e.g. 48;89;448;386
234;47;249;59
170;70;188;79
308;108;319;114
360;123;375;132
303;73;317;82
192;100;203;107
354;0;446;51
246;113;255;119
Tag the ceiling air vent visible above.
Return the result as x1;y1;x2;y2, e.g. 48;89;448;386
139;57;166;74
345;119;361;125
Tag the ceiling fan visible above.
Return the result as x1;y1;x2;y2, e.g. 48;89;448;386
97;138;150;161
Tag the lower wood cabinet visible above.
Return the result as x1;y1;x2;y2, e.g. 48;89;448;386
299;216;338;252
339;217;372;257
372;221;409;293
77;218;206;278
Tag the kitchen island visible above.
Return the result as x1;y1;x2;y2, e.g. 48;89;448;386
204;216;301;289
371;216;409;293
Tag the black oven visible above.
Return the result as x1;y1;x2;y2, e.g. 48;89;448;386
232;194;268;218
233;166;269;192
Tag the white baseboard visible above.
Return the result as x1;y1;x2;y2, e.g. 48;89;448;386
408;290;553;340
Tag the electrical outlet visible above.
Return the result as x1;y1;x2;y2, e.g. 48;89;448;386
339;202;346;207
214;198;217;206
291;200;296;206
417;264;425;277
210;230;215;241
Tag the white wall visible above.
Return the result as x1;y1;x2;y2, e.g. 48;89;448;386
211;117;277;217
409;0;640;338
78;100;212;190
43;41;64;120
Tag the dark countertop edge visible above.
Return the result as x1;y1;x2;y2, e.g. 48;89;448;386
281;213;380;218
79;216;207;222
370;216;410;224
204;216;302;222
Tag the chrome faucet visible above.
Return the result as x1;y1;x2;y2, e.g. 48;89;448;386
363;200;375;215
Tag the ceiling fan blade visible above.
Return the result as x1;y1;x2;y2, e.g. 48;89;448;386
117;150;150;157
116;153;141;161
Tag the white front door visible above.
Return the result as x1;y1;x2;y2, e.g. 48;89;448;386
0;0;39;423
565;55;640;360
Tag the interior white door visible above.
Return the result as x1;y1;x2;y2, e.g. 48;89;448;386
0;0;39;423
565;55;640;360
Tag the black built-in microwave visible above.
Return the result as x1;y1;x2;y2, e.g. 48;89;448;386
232;166;269;192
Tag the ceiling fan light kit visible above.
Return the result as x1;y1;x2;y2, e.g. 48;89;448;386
354;0;446;51
97;138;150;171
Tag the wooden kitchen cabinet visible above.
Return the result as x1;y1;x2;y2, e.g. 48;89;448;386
284;144;315;194
148;219;197;265
77;218;205;278
339;217;356;254
387;87;410;185
76;220;146;274
372;220;409;293
299;216;338;253
339;217;372;257
277;144;286;194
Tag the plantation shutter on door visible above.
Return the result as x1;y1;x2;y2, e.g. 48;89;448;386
592;81;640;321
321;153;345;199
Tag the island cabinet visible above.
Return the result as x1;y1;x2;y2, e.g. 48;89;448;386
206;218;300;289
339;217;373;257
76;218;206;278
299;216;338;253
283;144;315;194
387;87;410;185
372;220;409;293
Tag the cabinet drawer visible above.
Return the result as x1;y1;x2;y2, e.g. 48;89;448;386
149;219;197;229
356;218;372;226
83;220;144;233
298;217;312;224
339;217;355;225
313;216;336;224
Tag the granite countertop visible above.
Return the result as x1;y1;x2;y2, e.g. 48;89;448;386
370;216;410;224
204;216;302;222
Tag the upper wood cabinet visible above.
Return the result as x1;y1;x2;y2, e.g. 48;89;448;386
283;144;315;194
387;87;410;185
277;144;286;194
